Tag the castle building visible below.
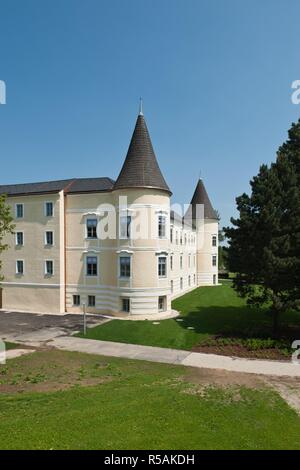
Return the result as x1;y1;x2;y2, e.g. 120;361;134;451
0;109;218;315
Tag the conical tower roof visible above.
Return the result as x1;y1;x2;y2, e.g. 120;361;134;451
114;112;171;194
186;179;218;222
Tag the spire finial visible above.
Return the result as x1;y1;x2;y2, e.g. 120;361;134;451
139;97;143;116
199;169;202;180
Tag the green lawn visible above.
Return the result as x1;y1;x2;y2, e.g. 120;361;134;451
0;350;300;449
77;282;300;351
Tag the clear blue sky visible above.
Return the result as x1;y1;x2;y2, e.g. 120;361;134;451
1;0;300;228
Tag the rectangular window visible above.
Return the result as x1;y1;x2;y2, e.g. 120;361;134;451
170;280;173;293
158;256;167;277
158;215;166;238
170;255;173;271
86;219;97;239
188;275;191;286
86;256;98;276
158;295;166;312
170;228;173;243
180;255;183;270
180;277;183;290
45;260;54;275
213;274;217;285
16;232;24;246
88;295;96;307
194;274;196;284
16;260;24;275
120;256;131;278
45;202;53;217
212;235;217;247
212;255;217;267
73;295;80;306
188;254;191;268
15;204;24;219
120;215;131;239
122;298;130;313
180;232;183;245
45;231;54;246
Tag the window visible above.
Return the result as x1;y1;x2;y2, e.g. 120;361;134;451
184;234;187;245
212;235;217;247
120;215;131;239
45;202;53;217
158;215;166;238
86;219;97;239
158;296;166;312
45;260;54;275
15;204;24;219
16;232;24;246
73;295;80;306
188;275;191;286
170;228;173;243
180;277;183;290
180;232;183;245
16;260;24;275
170;280;173;293
194;274;196;284
212;255;217;267
45;231;53;246
86;256;98;276
122;298;130;313
120;256;131;278
88;295;96;307
158;256;167;277
180;255;183;270
188;254;191;268
170;255;173;270
213;274;217;285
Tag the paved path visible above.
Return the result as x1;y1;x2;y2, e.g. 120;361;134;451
51;336;300;378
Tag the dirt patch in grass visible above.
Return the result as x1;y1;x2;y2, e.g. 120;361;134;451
184;366;265;389
0;350;118;394
192;343;290;361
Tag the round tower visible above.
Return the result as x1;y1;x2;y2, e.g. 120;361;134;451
189;179;219;286
112;108;172;315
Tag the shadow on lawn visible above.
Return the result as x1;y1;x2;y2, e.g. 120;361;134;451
177;306;300;341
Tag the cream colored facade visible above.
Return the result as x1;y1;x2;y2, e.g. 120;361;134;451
0;112;218;315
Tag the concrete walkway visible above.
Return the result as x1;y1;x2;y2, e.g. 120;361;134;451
51;336;300;377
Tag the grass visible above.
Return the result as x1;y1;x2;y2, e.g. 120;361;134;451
0;350;300;449
77;281;300;352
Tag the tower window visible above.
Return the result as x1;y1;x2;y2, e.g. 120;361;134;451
15;204;24;219
120;256;131;278
158;256;167;277
212;235;217;247
73;295;80;306
120;215;131;239
16;260;24;275
212;255;217;267
122;298;130;313
45;260;54;276
45;231;54;246
86;256;98;276
88;295;96;307
158;215;166;238
45;202;54;217
16;232;24;246
86;219;97;239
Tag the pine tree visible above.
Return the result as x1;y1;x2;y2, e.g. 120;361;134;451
224;120;300;336
0;195;15;282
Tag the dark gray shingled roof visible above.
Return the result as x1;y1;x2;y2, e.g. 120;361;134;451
0;177;115;196
185;179;218;223
114;114;172;195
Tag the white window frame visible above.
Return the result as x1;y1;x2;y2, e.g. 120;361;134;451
86;218;98;240
158;215;167;239
180;255;183;270
45;231;54;246
158;295;166;312
121;297;130;313
86;255;98;277
88;295;96;307
119;255;131;279
119;214;132;239
16;259;24;275
170;255;173;271
73;295;81;306
15;203;24;219
212;234;217;247
212;255;217;267
44;201;54;217
15;231;24;246
158;256;167;278
45;260;54;276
